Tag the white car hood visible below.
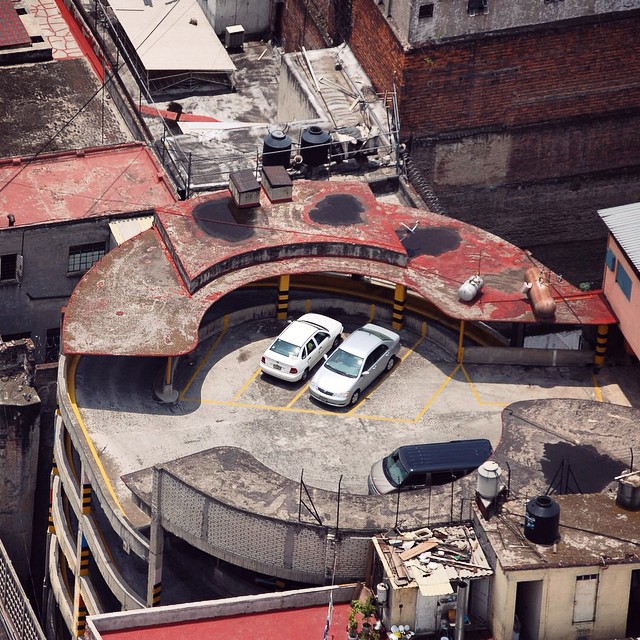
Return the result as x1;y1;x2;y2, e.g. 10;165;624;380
311;366;354;392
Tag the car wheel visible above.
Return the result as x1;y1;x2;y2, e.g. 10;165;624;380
385;356;396;372
301;368;309;382
349;389;360;406
332;335;342;349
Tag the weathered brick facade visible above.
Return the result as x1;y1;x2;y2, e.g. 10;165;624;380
277;2;640;285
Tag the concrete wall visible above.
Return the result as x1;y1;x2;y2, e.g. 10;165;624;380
0;340;41;581
277;53;327;123
602;235;640;359
385;0;640;46
0;220;112;362
490;561;636;640
207;0;272;36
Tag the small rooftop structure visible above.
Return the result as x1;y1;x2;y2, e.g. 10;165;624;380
0;0;51;64
106;0;235;93
598;201;640;270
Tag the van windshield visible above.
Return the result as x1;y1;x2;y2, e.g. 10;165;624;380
382;452;410;487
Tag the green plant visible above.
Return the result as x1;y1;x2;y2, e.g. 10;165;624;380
348;607;358;636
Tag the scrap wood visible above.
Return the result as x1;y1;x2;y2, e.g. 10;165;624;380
399;539;439;561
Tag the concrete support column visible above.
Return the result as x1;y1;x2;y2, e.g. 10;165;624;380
594;324;609;368
155;356;179;404
277;274;290;320
392;284;407;331
146;517;165;607
457;320;465;363
75;590;87;637
48;457;58;534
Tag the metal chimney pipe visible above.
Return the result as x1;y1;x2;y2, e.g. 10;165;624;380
454;581;468;640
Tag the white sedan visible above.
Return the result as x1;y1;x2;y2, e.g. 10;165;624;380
260;313;343;382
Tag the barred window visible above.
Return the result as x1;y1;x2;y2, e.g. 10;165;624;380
0;253;18;282
68;242;106;274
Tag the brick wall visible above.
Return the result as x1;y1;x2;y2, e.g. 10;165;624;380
279;0;336;52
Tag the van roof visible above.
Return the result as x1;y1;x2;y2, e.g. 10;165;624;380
395;439;492;473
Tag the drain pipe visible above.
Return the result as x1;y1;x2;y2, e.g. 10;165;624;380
454;581;468;640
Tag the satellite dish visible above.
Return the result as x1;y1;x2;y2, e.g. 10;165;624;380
391;625;399;633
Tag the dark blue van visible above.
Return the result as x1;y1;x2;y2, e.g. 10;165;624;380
368;438;492;494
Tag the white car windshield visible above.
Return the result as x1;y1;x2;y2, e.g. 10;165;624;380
270;339;300;358
324;349;363;378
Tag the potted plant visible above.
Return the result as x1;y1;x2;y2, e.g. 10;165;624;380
351;597;377;640
347;607;359;640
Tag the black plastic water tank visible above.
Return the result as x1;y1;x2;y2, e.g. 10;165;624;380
262;130;292;168
300;126;331;167
524;495;560;545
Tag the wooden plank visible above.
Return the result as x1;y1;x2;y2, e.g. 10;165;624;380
399;540;439;561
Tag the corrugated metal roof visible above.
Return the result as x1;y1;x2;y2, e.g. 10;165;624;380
598;202;640;270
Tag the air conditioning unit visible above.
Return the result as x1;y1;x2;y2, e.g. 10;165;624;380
225;25;245;49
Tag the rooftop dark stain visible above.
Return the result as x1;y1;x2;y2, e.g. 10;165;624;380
541;442;627;494
309;194;365;226
193;199;255;242
396;226;461;258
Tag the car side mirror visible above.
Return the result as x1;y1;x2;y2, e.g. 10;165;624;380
362;370;369;376
322;354;329;360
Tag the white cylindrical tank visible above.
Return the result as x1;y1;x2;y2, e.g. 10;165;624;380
376;582;388;604
477;460;502;499
458;274;484;302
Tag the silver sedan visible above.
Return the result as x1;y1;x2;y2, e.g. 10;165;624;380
308;323;401;407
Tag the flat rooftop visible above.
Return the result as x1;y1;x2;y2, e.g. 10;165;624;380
0;144;176;228
63;180;615;357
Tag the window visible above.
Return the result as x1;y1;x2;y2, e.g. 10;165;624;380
468;0;488;15
45;328;61;362
615;262;632;301
315;331;329;345
0;253;19;282
573;574;598;623
68;242;106;274
419;3;434;18
605;248;616;272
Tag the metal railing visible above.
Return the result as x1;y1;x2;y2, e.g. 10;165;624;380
0;538;46;640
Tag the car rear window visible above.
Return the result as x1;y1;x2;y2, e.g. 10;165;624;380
270;339;300;358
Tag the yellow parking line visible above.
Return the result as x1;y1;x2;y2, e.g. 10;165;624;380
181;397;339;416
67;356;124;513
460;364;508;407
179;319;228;400
286;383;310;408
232;368;261;402
591;372;603;403
412;363;461;422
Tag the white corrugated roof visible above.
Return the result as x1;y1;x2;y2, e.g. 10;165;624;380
107;0;236;72
598;202;640;270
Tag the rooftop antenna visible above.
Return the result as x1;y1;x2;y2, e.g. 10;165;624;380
400;221;418;233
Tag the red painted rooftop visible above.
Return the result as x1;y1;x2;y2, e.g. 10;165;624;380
63;179;616;357
0;143;176;228
98;602;351;640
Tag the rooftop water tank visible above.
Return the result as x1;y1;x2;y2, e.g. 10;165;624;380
262;130;292;168
524;495;560;545
300;126;331;167
616;472;640;510
477;460;502;500
458;274;484;302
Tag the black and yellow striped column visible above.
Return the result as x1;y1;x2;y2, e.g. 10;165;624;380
277;275;290;320
392;284;407;331
79;534;90;576
48;457;58;534
594;324;609;368
81;482;92;515
75;591;87;636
